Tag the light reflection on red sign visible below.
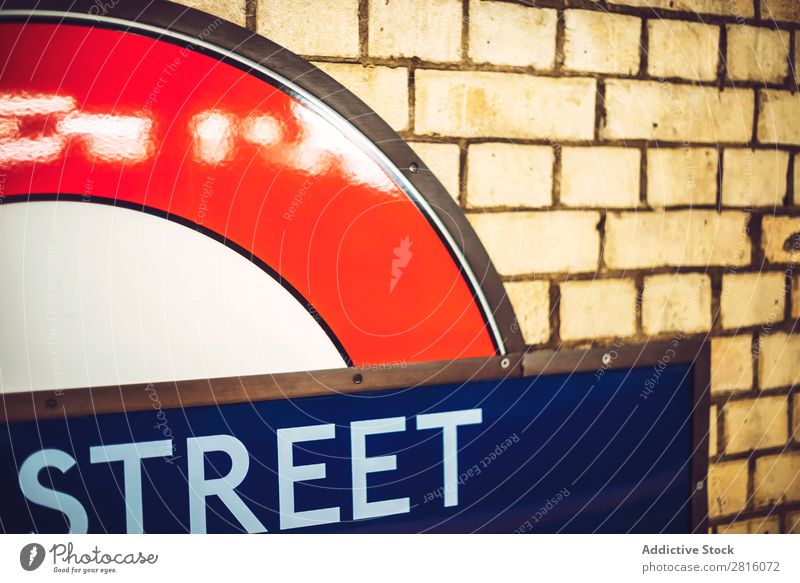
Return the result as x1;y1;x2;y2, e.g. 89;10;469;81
0;94;388;188
0;93;152;165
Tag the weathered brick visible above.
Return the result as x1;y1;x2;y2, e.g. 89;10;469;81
759;90;800;145
258;0;359;57
710;404;719;456
563;9;641;75
758;332;800;389
561;147;641;208
559;279;637;341
761;0;800;22
795;155;800;204
173;0;246;26
314;63;408;131
369;0;462;62
793;394;800;442
608;0;754;17
469;1;557;68
788;510;800;533
642;274;712;335
727;25;790;83
717;516;780;534
796;36;800;87
761;215;800;263
724;396;788;454
466;144;553;208
648;20;719;82
721;272;787;329
722;149;789;208
754;452;800;507
647;148;718;207
711;335;754;394
415;70;596;140
504;281;550;345
708;459;749;518
605;211;750;269
603;81;754;142
793;275;800;319
468;212;600;275
408;142;461;201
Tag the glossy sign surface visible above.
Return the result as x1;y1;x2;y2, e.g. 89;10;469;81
0;18;500;390
0;365;695;533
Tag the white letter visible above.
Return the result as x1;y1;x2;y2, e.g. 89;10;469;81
277;424;340;530
18;449;88;533
416;409;482;507
89;440;171;533
351;417;409;520
187;435;266;533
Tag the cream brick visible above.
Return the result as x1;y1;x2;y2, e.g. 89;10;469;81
563;10;641;75
710;404;719;456
466;144;553;208
758;332;800;389
559;279;637;341
722;149;789;207
415;70;596;140
759;90;800;145
717;516;780;534
711;335;754;394
314;63;408;132
469;1;557;68
647;148;718;207
608;0;754;17
754;452;800;507
761;0;800;22
605;211;750;269
793;276;800;319
468;212;600;275
561;147;641;208
369;0;462;62
721;272;787;329
793;395;800;442
173;0;245;26
795;155;800;204
761;215;800;263
708;459;749;518
796;37;800;87
648;20;719;82
258;0;359;57
642;274;712;335
504;281;551;345
724;396;789;454
788;510;800;533
409;142;461;201
727;26;790;83
603;81;754;142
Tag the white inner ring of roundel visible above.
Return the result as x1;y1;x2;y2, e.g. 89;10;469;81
0;201;346;394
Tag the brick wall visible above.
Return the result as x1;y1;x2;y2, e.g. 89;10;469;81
175;0;800;533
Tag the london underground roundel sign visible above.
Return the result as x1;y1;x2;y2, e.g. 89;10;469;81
0;1;522;392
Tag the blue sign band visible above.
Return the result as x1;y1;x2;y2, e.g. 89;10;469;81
0;364;696;533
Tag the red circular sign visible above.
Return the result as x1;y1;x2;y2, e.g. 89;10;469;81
0;2;522;391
